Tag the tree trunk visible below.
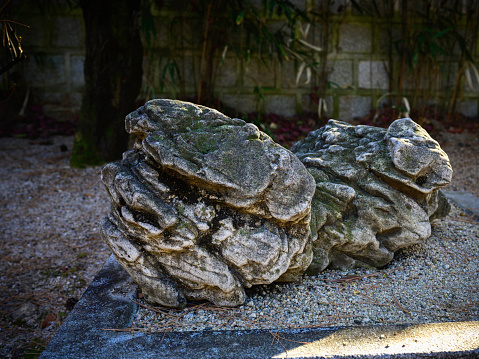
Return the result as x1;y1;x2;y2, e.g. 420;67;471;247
71;0;143;167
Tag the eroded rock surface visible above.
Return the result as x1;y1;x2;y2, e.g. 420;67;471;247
291;119;452;273
100;99;453;308
100;99;316;307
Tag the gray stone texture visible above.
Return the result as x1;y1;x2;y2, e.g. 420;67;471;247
244;60;275;88
41;255;479;358
339;95;371;121
221;93;258;114
149;17;170;48
460;100;478;117
329;60;353;88
264;95;296;116
71;55;85;87
101;100;452;308
14;4;479;123
216;58;237;87
101;99;316;308
443;191;479;221
51;16;84;48
358;61;389;90
340;24;372;53
25;55;66;87
281;61;299;89
292;118;452;274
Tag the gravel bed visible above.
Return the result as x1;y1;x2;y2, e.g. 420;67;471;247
0;136;110;358
132;206;479;332
0;130;477;357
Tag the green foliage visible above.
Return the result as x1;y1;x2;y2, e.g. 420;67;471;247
140;0;319;106
70;131;104;168
355;0;479;121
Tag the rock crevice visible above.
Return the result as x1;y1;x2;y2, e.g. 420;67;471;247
100;100;452;307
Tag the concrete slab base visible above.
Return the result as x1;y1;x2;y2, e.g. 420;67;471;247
40;256;479;359
40;191;479;358
443;191;479;221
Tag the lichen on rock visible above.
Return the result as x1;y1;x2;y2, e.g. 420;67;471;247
100;100;452;308
100;99;315;307
291;119;452;274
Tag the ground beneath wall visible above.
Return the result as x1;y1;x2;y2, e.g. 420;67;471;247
0;130;477;358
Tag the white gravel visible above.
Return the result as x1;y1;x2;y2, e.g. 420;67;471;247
0;131;477;357
132;205;479;332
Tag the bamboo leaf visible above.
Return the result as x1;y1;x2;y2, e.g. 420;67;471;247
328;81;341;89
236;10;245;25
318;98;326;118
276;42;289;60
297;39;323;52
402;96;410;117
470;62;479;91
465;65;474;91
295;61;306;85
305;67;311;85
433;27;452;39
221;45;229;64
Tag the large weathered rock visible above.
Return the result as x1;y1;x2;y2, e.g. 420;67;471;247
100;99;316;308
100;99;453;308
291;119;452;273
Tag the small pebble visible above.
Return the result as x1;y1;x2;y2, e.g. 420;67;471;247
131;206;479;333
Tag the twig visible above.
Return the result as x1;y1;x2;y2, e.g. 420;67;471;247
269;330;289;355
328;272;380;283
391;293;413;319
269;330;311;345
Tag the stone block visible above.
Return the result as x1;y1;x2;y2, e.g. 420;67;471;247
216;58;237;87
244;60;275;88
99;101;452;308
339;95;371;121
339;24;372;53
101;100;315;307
71;55;84;87
264;95;296;116
149;18;169;48
39;91;63;104
329;60;353;88
293;118;452;273
281;61;299;89
221;93;259;115
39;91;81;119
378;27;400;54
52;17;84;48
151;57;196;93
358;61;389;90
25;55;66;87
181;57;198;91
460;100;478;118
288;0;307;10
70;92;82;111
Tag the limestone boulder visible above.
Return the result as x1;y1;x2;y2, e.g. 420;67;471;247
100;99;453;307
100;99;316;308
291;119;452;274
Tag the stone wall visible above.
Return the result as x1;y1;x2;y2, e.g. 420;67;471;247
13;6;85;119
10;2;479;120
